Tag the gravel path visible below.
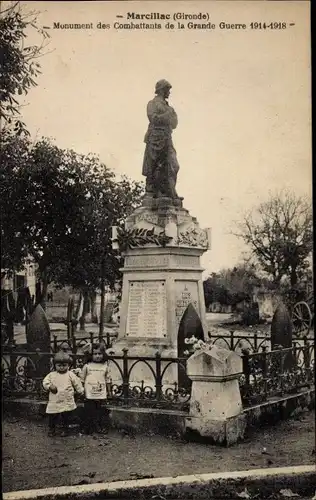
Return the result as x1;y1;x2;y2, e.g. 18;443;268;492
3;410;315;493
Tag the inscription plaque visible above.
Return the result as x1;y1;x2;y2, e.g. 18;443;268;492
126;281;167;338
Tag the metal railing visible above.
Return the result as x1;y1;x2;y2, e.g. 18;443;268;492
2;337;314;412
1;346;191;411
208;330;310;353
239;341;314;407
1;331;117;353
50;332;117;353
208;331;270;352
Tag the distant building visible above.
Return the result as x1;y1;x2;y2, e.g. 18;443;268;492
252;288;281;319
1;262;36;300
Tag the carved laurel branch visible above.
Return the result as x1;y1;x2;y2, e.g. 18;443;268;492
117;227;171;250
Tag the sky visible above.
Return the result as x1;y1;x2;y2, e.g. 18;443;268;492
14;0;312;275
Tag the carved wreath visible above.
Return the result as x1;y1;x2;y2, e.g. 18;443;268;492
117;227;171;250
177;227;208;248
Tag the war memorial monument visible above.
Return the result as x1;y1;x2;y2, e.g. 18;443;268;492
111;80;211;385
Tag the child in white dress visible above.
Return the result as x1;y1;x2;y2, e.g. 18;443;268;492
80;342;110;434
43;351;84;436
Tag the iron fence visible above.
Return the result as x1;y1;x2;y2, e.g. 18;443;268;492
1;346;191;411
50;332;117;353
208;331;310;353
2;339;314;412
208;331;270;352
3;327;310;355
1;331;117;353
239;341;315;407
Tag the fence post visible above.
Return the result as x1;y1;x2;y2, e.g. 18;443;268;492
53;335;58;353
254;333;258;352
155;352;162;402
230;331;234;351
122;349;129;406
8;343;17;393
302;341;311;385
242;351;250;404
71;319;77;345
89;332;94;357
172;381;178;403
66;299;71;341
72;335;77;368
25;307;29;346
261;346;268;401
106;329;111;349
303;336;310;368
279;347;285;396
34;350;43;397
7;318;14;345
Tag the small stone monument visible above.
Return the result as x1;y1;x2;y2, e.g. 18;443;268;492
185;344;245;445
110;80;211;388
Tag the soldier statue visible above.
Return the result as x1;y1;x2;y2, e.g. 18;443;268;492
142;79;180;200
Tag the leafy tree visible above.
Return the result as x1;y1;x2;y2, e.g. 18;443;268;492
0;2;48;275
203;273;230;308
1;135;144;312
0;130;32;275
217;262;261;298
235;191;313;287
1;0;50;275
0;2;144;327
51;172;143;328
51;172;143;300
0;1;50;135
203;260;264;309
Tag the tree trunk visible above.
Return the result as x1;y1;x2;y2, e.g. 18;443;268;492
89;291;98;323
99;259;105;341
79;291;90;331
272;275;282;288
36;270;48;311
290;266;298;287
79;314;85;331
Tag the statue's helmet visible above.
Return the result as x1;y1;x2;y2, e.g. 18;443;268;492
155;79;172;94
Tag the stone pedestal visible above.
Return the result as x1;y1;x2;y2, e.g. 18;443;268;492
185;345;246;446
109;197;210;390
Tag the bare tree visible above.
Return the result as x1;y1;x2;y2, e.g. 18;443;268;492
235;190;313;287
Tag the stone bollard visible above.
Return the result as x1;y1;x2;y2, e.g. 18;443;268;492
185;344;246;446
270;302;294;372
271;302;293;349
